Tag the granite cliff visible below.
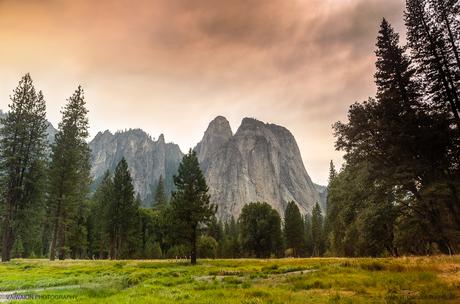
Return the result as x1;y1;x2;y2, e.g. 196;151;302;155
89;129;183;205
195;116;321;220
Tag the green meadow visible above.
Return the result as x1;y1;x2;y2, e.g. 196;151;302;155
0;256;459;303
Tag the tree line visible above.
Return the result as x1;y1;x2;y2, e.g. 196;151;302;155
0;77;325;263
326;0;460;256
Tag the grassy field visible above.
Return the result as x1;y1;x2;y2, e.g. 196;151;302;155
0;256;459;303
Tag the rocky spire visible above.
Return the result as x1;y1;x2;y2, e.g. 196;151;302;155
195;116;233;164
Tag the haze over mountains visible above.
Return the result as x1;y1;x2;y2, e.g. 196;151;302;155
0;110;325;219
89;116;326;220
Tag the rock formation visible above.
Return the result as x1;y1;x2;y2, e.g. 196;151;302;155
89;129;183;205
195;116;321;220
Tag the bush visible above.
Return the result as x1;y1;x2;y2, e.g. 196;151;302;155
198;236;218;258
166;245;189;259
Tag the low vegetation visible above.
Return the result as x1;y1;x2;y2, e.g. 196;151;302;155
0;256;459;303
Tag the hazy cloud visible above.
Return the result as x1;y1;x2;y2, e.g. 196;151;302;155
0;0;406;184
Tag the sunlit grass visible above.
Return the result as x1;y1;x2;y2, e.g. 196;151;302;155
0;256;459;303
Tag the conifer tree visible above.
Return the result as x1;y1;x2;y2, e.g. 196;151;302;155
283;201;305;257
311;202;324;257
222;217;241;258
405;0;460;126
323;160;337;252
304;215;313;256
0;74;48;262
107;158;138;259
153;175;167;210
170;149;215;264
48;86;91;261
429;0;460;71
138;207;157;258
328;160;337;185
91;171;113;259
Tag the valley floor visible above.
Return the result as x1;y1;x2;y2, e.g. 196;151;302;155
0;256;459;303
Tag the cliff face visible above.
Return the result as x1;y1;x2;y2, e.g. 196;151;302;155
89;129;183;205
83;116;324;217
195;117;321;220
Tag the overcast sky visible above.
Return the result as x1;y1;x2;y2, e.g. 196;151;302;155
0;0;406;184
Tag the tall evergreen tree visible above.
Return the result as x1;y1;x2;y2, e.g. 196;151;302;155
333;18;460;255
311;202;324;257
328;160;337;185
222;217;241;258
153;175;167;210
283;201;305;257
170;149;215;264
323;160;337;253
303;214;313;256
429;0;460;71
90;171;113;259
107;158;138;259
0;74;48;262
405;0;460;126
48;86;91;260
138;207;157;258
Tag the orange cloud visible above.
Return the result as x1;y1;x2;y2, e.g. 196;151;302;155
0;0;405;184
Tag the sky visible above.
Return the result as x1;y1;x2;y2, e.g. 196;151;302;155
0;0;406;184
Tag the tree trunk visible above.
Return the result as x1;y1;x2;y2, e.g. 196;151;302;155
1;199;13;262
49;200;62;261
99;234;104;259
109;235;115;260
190;228;197;265
57;210;66;260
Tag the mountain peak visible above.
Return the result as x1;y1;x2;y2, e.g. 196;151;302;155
157;133;165;144
206;116;232;136
195;116;233;164
238;117;267;131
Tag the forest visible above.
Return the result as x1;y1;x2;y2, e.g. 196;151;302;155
0;0;459;264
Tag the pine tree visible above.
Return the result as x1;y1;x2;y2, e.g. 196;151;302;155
304;215;313;256
13;159;47;258
376;18;419;104
153;175;167;210
323;160;337;253
328;160;337;185
429;0;460;71
68;199;89;259
405;0;460;126
283;201;305;257
48;86;91;261
91;171;113;259
107;158;138;259
138;207;157;258
0;74;48;262
170;149;215;264
311;202;324;257
222;217;241;258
